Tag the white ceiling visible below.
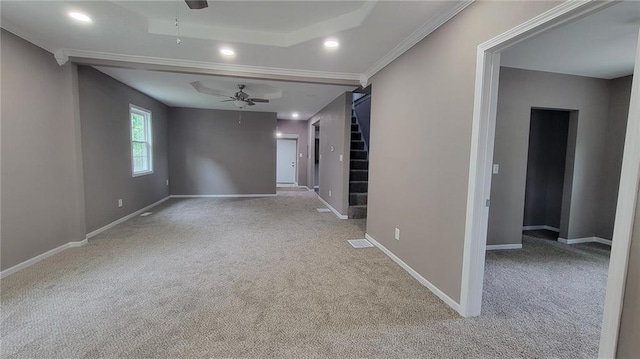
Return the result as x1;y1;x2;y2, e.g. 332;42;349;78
0;1;469;81
94;66;356;120
501;1;640;79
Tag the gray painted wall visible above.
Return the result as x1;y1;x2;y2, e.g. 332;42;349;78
169;108;277;195
366;1;559;303
522;110;570;229
598;75;633;239
78;66;170;233
307;93;351;215
1;30;86;270
488;67;612;245
277;119;309;187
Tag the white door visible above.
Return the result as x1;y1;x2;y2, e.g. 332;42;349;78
277;139;297;184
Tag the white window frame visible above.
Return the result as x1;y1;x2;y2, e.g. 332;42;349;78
130;104;153;177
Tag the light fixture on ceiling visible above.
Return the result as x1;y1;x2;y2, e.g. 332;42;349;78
233;99;247;109
292;112;299;119
276;132;283;138
68;11;92;23
324;39;339;49
220;47;235;57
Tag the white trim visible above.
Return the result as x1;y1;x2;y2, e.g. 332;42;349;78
522;225;560;232
360;1;473;86
276;183;299;187
558;237;612;246
365;233;461;314
170;194;276;198
130;104;154;177
460;0;615;319
599;27;640;359
486;243;522;251
317;196;348;220
0;239;88;279
86;196;170;239
61;49;361;84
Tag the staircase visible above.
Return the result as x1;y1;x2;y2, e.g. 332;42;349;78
348;112;369;219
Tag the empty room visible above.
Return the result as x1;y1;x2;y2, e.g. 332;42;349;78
481;2;636;356
2;1;640;358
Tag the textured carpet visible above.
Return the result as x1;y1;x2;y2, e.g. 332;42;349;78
1;191;609;358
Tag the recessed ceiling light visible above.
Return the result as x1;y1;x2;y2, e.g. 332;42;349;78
324;39;339;49
220;48;235;56
292;112;299;119
69;12;92;23
276;132;283;138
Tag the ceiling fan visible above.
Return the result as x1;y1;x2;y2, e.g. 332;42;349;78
219;84;270;109
184;0;208;10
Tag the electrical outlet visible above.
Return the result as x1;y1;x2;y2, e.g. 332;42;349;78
300;153;303;158
339;154;343;162
166;179;169;186
329;190;332;197
395;228;400;240
493;164;500;174
118;199;123;208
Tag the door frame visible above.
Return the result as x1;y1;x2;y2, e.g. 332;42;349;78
459;2;640;358
276;134;299;186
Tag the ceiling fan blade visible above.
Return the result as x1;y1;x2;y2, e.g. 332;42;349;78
185;0;208;10
221;99;235;102
246;101;256;106
247;98;269;103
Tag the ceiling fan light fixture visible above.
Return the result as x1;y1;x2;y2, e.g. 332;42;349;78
234;100;247;109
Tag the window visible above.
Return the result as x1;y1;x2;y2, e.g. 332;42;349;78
130;105;153;176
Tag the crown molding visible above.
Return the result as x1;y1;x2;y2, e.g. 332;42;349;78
62;49;361;85
360;0;474;86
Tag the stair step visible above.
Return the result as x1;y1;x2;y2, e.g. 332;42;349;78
350;160;369;170
351;116;357;124
351;140;365;150
351;123;359;132
351;150;367;160
348;205;367;219
351;132;361;141
349;181;368;193
349;169;368;181
349;193;368;206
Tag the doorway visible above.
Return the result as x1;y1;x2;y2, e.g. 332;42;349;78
523;109;571;239
462;2;639;357
313;123;320;192
276;139;297;185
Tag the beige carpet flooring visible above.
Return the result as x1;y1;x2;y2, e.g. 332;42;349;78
1;190;609;358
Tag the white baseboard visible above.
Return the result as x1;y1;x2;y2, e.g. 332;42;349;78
558;236;612;246
486;243;523;250
317;196;348;220
86;196;171;239
170;194;276;198
276;183;298;187
364;233;461;314
523;225;560;232
1;239;88;279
